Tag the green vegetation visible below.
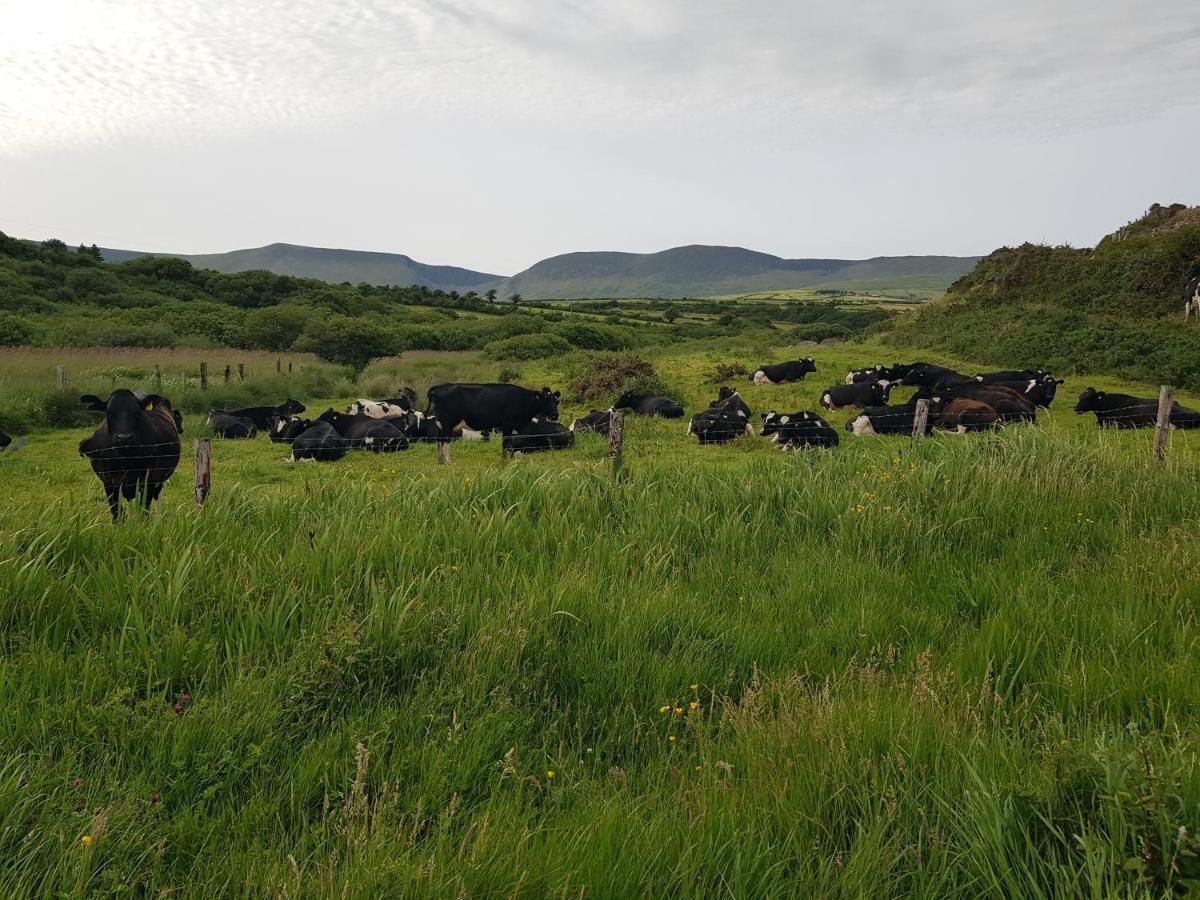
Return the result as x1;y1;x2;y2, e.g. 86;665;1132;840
0;341;1198;896
881;203;1200;389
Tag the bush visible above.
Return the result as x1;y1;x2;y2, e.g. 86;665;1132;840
706;362;748;383
568;354;676;404
482;333;572;361
0;313;32;346
294;315;398;371
239;305;312;351
556;323;629;351
497;367;522;383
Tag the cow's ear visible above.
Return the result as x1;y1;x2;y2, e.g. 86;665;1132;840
79;395;105;411
1056;379;1065;385
553;390;561;398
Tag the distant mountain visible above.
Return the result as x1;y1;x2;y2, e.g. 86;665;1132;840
495;245;980;299
99;243;503;293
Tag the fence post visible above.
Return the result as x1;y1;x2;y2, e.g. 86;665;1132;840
276;358;282;374
200;362;208;390
238;363;245;381
608;411;625;477
56;365;66;388
223;365;231;384
437;441;451;465
912;398;930;440
1153;385;1173;461
194;439;211;506
154;365;162;391
288;362;293;375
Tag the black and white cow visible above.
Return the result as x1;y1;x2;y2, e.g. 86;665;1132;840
710;386;752;420
206;411;258;439
987;375;1064;408
1074;388;1200;429
0;430;11;450
613;392;684;418
845;404;934;437
1184;276;1200;321
290;421;349;462
821;380;892;410
426;384;559;440
502;419;575;453
760;411;839;448
570;409;613;435
974;369;1045;385
268;416;312;444
220;399;306;432
917;383;1037;422
750;358;816;385
688;408;753;444
317;410;409;452
78;391;182;520
845;364;890;384
888;362;962;387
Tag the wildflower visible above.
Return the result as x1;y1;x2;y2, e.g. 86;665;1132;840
689;684;698;691
450;565;460;573
668;735;676;742
81;835;92;847
546;770;555;780
72;778;82;788
659;705;670;713
694;765;702;772
463;476;472;484
173;703;184;715
689;701;699;710
673;707;683;715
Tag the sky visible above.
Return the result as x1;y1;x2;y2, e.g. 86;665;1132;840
1;0;1198;276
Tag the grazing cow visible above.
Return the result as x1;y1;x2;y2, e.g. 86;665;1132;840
1074;388;1200;429
317;410;409;452
930;398;1000;432
502;419;575;453
760;411;839;448
613;392;684;418
845;364;890;384
290;422;349;462
0;431;10;450
821;380;892;410
1184;276;1200;321
888;362;962;387
206;412;258;439
269;416;311;444
845;404;934;437
78;391;182;520
426;383;559;440
710;386;752;420
751;358;816;385
974;369;1045;385
688;408;753;444
220;399;306;432
570;409;613;435
918;384;1037;423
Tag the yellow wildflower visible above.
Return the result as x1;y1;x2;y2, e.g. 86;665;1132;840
689;701;699;710
659;705;670;713
668;735;676;743
689;684;699;691
546;770;555;780
81;835;92;847
673;707;683;715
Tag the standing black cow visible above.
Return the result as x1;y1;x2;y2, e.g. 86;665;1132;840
760;411;839;448
751;358;816;385
570;409;613;435
1074;388;1200;429
821;380;892;410
220;399;306;432
206;411;258;438
426;384;559;440
290;422;349;462
502;419;575;453
78;391;182;520
613;392;684;418
317;410;409;452
1184;276;1200;321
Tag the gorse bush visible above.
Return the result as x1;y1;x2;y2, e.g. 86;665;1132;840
482;333;573;361
567;354;658;403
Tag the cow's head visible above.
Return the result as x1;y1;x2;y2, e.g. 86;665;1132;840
801;356;816;373
871;381;891;404
538;387;561;421
281;399;306;416
1074;388;1102;413
1035;376;1065;404
81;390;159;445
760;411;787;439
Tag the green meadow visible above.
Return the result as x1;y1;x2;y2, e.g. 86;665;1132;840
0;341;1198;897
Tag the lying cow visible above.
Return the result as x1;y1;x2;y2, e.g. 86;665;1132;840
930;398;999;432
845;364;890;384
269;416;312;444
317;410;409;452
918;384;1036;423
502;419;575;453
760;411;839;448
974;369;1045;385
987;375;1064;408
0;431;10;450
845;404;934;437
613;392;684;418
206;411;258;439
570;409;613;435
888;362;962;387
426;383;559;441
348;399;408;419
290;422;348;462
1185;276;1200;321
688;408;753;444
710;386;752;420
1074;388;1200;429
78;391;182;520
821;380;891;410
751;358;816;385
220;399;306;432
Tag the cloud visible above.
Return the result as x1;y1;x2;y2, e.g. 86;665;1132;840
1;0;1198;156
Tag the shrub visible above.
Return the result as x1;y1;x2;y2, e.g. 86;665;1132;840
497;367;522;383
568;354;666;403
556;323;629;351
0;313;32;346
706;362;748;383
482;333;572;361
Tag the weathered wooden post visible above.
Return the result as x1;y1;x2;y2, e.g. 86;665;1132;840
199;362;208;390
1153;385;1173;461
288;362;293;375
56;365;67;388
912;398;930;440
437;441;451;465
608;410;625;478
194;439;211;506
154;365;162;391
237;363;245;381
276;358;282;374
223;365;231;384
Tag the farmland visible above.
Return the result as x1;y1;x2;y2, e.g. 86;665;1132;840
1;340;1198;897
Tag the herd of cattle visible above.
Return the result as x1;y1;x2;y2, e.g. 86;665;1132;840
2;357;1198;519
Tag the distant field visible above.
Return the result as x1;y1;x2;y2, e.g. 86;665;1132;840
1;341;1198;896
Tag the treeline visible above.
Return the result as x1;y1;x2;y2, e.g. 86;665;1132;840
0;234;737;368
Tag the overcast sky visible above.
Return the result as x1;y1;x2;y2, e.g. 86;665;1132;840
2;0;1198;275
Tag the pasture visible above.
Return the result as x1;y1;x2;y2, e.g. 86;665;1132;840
1;341;1199;897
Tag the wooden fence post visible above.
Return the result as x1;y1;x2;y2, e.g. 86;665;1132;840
56;365;66;388
223;365;231;384
288;362;293;375
912;398;930;440
1153;385;1173;461
194;439;211;506
276;358;282;374
237;363;245;381
608;411;625;477
437;441;451;465
154;365;162;391
199;362;208;390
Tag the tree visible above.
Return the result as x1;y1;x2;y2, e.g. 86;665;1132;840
510;293;522;308
294;315;396;371
240;305;312;351
485;288;498;302
663;307;680;323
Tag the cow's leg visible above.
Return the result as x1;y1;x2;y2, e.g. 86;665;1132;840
105;484;121;521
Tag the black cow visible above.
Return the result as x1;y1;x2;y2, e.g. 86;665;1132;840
426;384;559;440
987;375;1064;408
917;384;1037;423
613;392;684;418
317;410;409;452
710;386;752;421
221;399;306;432
502;419;575;453
0;431;10;450
1074;388;1200;429
760;411;839;448
290;422;349;462
206;412;258;439
570;409;613;435
688;408;752;444
78;391;182;520
821;380;892;410
751;358;816;385
888;362;961;387
268;416;311;444
845;364;890;384
846;404;933;437
1184;276;1200;321
974;369;1045;385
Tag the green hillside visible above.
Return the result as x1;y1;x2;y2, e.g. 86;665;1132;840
881;203;1200;389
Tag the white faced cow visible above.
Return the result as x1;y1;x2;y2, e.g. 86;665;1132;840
1184;276;1200;322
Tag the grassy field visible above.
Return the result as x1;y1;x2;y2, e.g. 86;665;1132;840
1;341;1199;897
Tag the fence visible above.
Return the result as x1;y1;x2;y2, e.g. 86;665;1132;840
47;360;299;393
